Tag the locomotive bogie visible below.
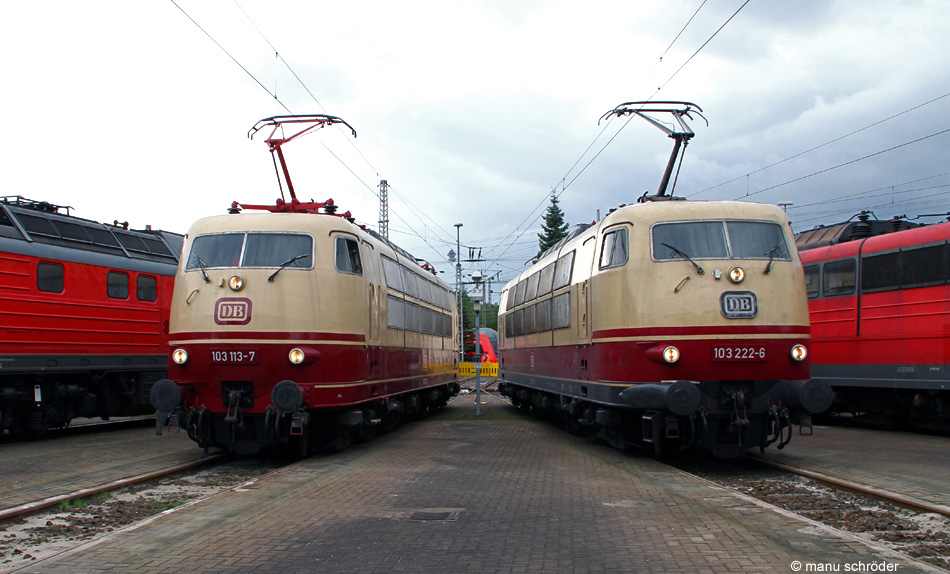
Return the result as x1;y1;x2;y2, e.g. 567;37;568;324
160;213;459;455
498;201;827;457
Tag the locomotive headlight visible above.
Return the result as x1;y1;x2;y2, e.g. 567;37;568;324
228;275;245;291
171;348;189;365
288;347;306;365
790;344;808;362
662;345;681;364
728;266;746;284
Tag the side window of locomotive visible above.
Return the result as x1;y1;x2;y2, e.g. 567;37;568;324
37;262;64;293
386;295;405;329
821;259;855;297
186;233;244;269
652;222;727;259
525;272;540;301
861;252;900;293
552;292;571;329
804;265;821;299
900;244;947;288
538;262;555;295
599;228;629;269
513;280;527;307
107;271;129;299
137;275;157;302
535;298;552;331
553;251;575;290
382;257;405;292
335;237;363;275
726;221;789;259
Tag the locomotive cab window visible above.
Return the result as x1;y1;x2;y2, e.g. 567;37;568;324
653;220;788;260
804;265;821;298
37;262;64;293
186;233;312;270
822;259;855;297
726;222;790;259
137;275;157;301
243;233;312;268
186;233;244;269
653;222;726;260
107;271;129;299
600;228;629;269
335;237;363;275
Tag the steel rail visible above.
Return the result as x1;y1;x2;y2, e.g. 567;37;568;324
0;454;225;523
750;455;950;519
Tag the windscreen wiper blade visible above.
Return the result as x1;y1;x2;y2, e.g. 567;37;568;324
268;253;310;282
764;244;783;275
194;255;211;283
662;242;704;275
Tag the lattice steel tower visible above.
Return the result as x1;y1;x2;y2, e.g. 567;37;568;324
378;179;390;239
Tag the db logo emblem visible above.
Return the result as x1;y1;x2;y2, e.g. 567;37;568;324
214;298;252;325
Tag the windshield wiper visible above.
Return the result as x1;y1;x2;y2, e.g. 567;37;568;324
268;253;310;282
194;255;211;283
662;242;704;275
764;244;783;275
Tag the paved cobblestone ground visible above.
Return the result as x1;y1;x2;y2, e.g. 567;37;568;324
761;425;950;507
19;397;926;574
0;425;201;511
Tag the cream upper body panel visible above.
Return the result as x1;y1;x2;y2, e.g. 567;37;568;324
592;201;808;332
170;213;455;339
500;200;809;346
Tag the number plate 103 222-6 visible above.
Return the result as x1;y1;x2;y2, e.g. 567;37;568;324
712;346;766;361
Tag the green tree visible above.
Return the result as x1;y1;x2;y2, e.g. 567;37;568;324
460;291;499;357
538;194;569;256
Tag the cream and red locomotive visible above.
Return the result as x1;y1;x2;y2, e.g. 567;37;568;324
497;102;832;457
150;116;458;455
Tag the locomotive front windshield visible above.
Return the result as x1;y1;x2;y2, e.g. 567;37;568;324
653;221;789;260
185;233;313;269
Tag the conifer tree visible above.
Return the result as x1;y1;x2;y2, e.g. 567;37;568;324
537;194;569;256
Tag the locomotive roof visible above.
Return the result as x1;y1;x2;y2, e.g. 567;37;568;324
504;200;788;290
0;196;183;274
794;218;924;251
186;212;451;289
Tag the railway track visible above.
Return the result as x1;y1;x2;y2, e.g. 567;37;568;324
0;416;155;444
0;455;276;571
673;456;950;572
0;454;225;523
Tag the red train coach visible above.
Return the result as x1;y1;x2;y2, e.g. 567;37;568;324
797;216;950;426
0;196;181;435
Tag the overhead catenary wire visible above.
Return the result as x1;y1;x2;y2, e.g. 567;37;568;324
792;188;950;229
690;90;950;198
485;0;753;268
733;127;950;201
168;0;291;113
173;0;446;262
232;0;458;250
657;0;710;62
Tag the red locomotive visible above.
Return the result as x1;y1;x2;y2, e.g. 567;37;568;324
0;196;181;436
797;214;949;427
149;115;459;456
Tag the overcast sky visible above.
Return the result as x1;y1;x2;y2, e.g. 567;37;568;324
2;0;948;288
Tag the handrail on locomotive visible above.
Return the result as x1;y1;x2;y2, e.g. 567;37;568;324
600;101;708;200
230;114;358;217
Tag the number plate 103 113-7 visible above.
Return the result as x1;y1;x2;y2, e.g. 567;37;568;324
712;346;766;361
210;350;257;364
